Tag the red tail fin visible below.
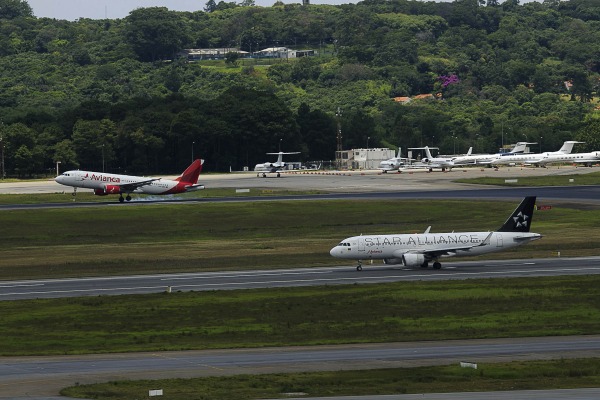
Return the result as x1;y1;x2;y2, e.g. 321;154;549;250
176;159;203;183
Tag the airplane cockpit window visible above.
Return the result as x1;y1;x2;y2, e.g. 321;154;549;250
337;242;350;247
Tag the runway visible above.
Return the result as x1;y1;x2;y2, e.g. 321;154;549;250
2;257;600;300
2;335;600;398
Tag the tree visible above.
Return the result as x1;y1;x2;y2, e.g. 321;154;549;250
575;120;600;152
124;7;192;62
204;0;217;13
0;0;32;19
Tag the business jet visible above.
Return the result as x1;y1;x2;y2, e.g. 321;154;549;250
409;146;454;171
254;151;300;177
490;141;583;167
378;147;411;172
532;150;600;167
452;142;537;166
330;196;541;271
55;159;205;202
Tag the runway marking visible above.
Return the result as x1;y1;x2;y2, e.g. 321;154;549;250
2;266;600;298
0;283;44;288
150;353;224;371
160;270;334;281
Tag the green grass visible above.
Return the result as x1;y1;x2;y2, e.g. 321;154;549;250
61;358;600;400
1;199;599;280
455;170;600;186
2;275;600;356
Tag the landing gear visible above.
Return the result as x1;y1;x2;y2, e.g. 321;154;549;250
356;261;362;271
118;194;132;203
433;261;442;269
420;261;429;268
277;172;281;177
71;187;77;202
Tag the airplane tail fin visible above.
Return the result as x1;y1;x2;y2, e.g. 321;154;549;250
497;196;536;232
176;159;204;184
558;141;584;154
466;147;472;156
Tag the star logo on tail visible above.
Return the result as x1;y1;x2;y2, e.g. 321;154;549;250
513;211;529;228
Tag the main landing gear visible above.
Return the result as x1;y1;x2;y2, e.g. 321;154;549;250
118;194;132;203
257;172;281;178
356;261;362;271
421;261;442;269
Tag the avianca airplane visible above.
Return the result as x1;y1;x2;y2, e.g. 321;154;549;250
330;196;541;271
55;159;205;202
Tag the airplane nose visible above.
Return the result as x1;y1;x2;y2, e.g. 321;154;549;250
329;247;337;257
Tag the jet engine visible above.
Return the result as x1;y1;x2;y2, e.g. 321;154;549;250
401;253;426;267
94;185;122;196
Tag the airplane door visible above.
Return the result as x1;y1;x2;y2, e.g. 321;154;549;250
358;237;365;253
496;233;503;248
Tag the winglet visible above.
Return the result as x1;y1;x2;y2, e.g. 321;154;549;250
497;196;536;232
176;159;204;184
424;226;431;234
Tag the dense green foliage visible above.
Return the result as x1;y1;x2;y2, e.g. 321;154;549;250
1;0;600;175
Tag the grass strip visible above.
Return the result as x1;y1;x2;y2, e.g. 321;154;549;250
1;275;600;356
61;358;600;400
1;199;600;280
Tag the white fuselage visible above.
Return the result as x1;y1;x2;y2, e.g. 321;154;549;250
534;151;600;166
55;170;190;195
330;231;541;263
378;158;404;171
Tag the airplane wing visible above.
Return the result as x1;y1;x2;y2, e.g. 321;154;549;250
392;233;492;259
114;178;160;192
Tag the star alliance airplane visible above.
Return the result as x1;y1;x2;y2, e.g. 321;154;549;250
330;197;541;271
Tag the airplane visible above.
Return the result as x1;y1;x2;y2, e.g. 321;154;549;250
330;196;541;271
377;147;411;173
55;159;205;202
254;151;300;177
490;141;584;167
531;149;600;167
408;146;454;171
451;142;537;166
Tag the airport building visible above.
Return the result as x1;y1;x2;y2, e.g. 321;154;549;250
336;148;395;170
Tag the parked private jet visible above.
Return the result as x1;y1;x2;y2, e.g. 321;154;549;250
55;159;205;202
490;141;584;166
452;142;537;166
254;151;300;177
378;147;411;172
409;146;454;171
330;196;541;271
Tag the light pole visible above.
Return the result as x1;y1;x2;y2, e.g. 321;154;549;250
0;135;4;180
539;136;543;153
101;144;105;172
452;135;456;155
56;161;61;177
279;138;282;152
192;141;195;162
